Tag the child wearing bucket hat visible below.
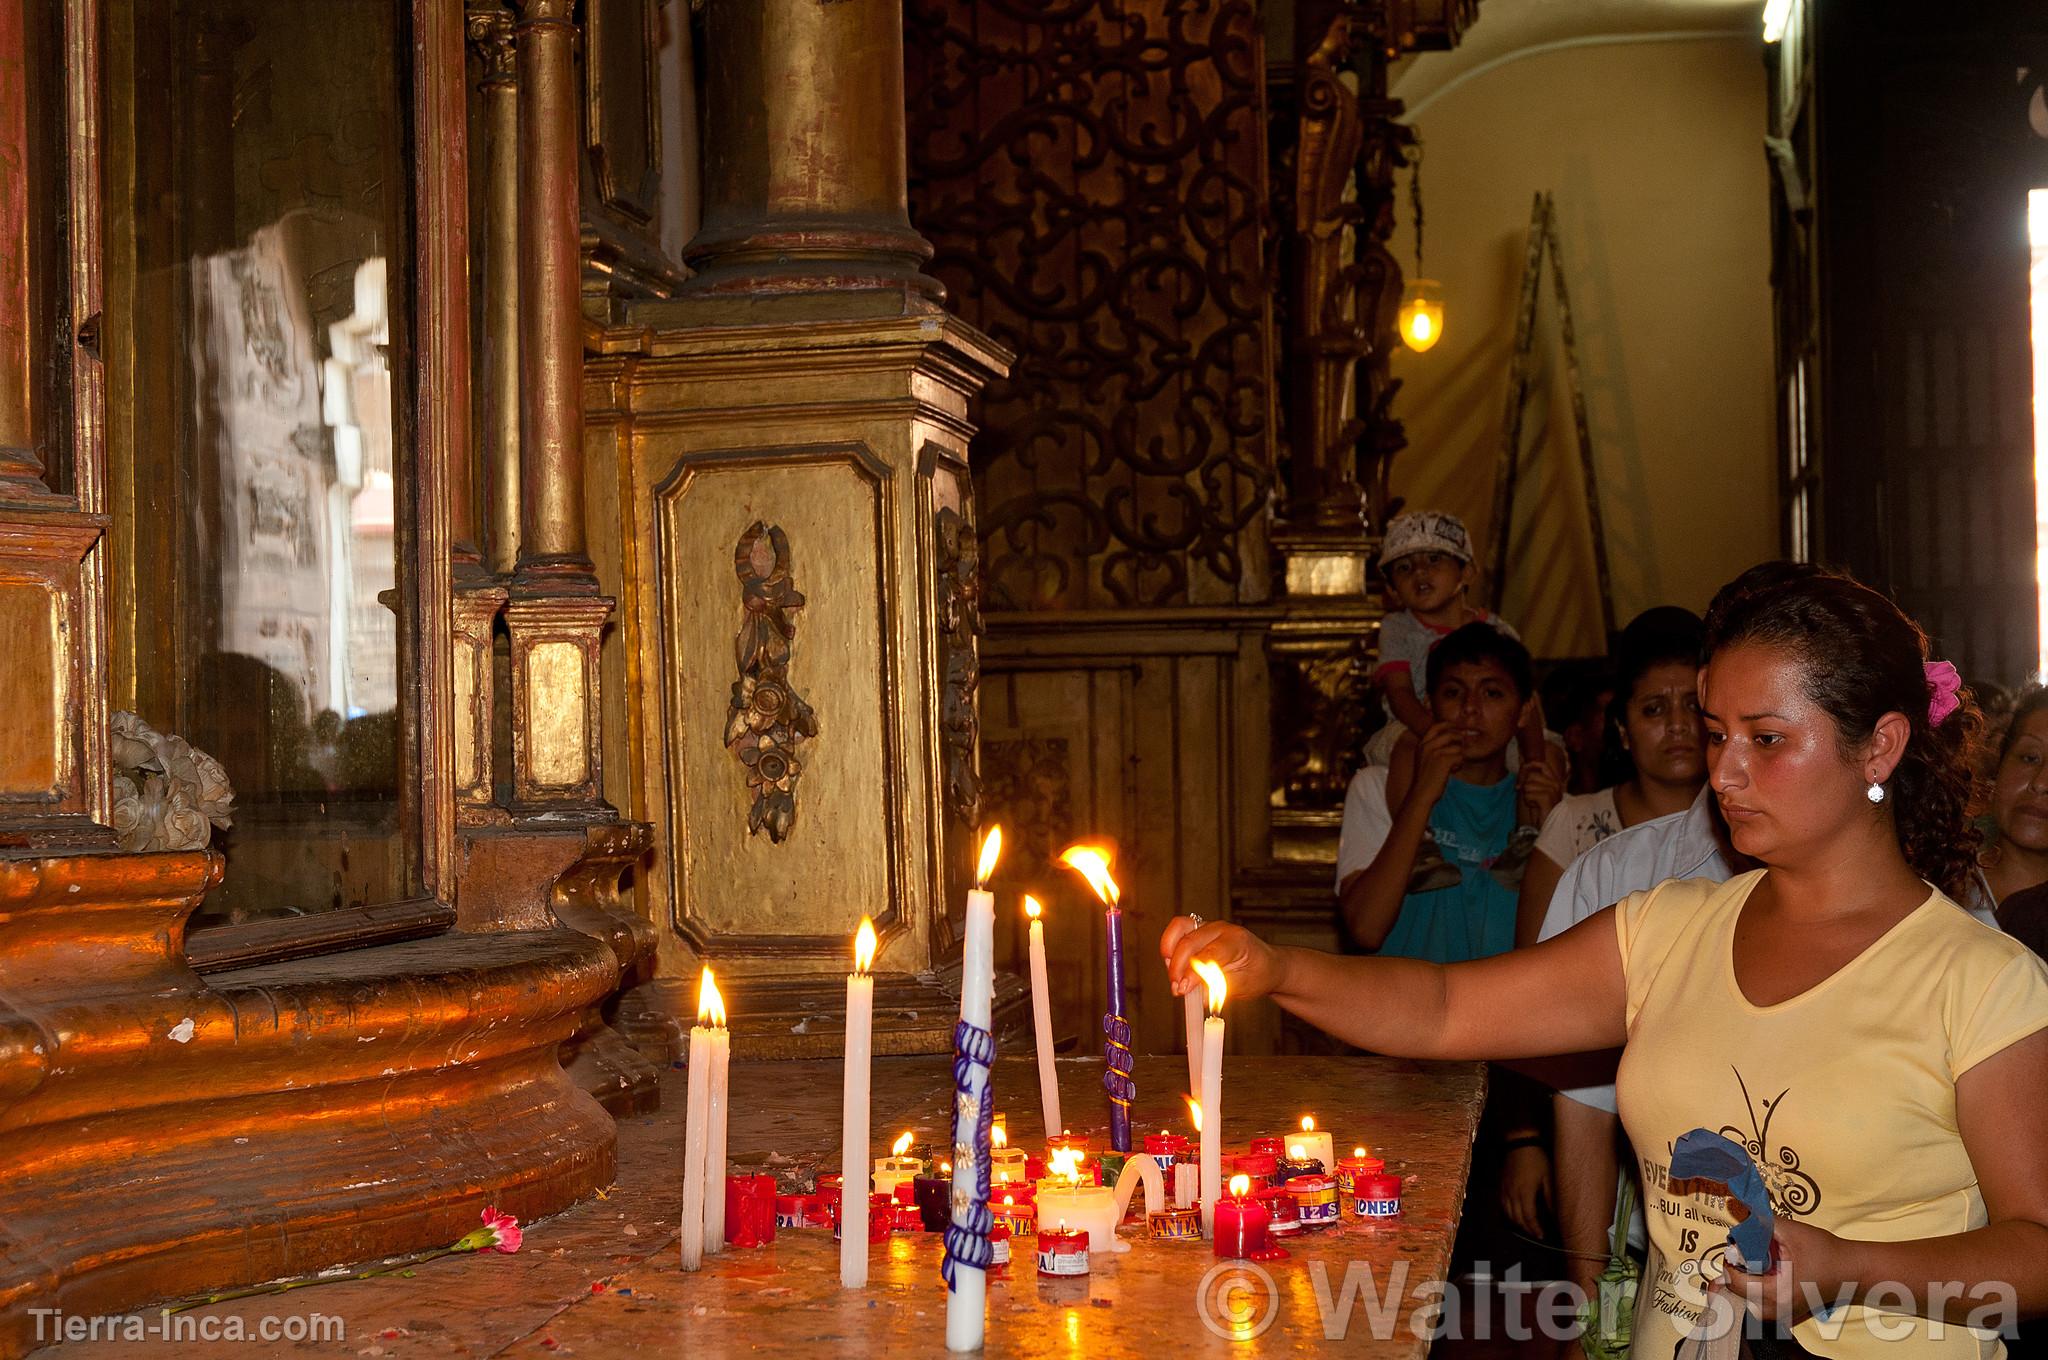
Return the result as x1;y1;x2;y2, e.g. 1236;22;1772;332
1365;511;1561;890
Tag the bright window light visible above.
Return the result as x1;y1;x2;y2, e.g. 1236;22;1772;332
2029;189;2048;677
1761;0;1794;44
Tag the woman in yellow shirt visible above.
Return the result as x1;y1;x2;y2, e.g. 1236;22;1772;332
1165;564;2048;1357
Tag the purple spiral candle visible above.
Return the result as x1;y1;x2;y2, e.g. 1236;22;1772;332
1103;906;1133;1152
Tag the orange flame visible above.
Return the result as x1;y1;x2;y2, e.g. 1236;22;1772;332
1191;959;1227;1013
1302;1115;1316;1134
1289;1144;1306;1160
1024;894;1042;921
993;1124;1008;1149
697;967;726;1028
853;917;877;974
1058;844;1120;907
1229;1173;1251;1199
1354;1147;1368;1159
1184;1095;1202;1133
891;1131;914;1158
976;825;1004;887
1048;1147;1084;1183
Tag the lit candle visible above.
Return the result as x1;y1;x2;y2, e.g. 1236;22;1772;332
944;826;1004;1353
873;1130;923;1200
839;919;877;1288
1023;896;1062;1141
1192;959;1227;1238
1178;1098;1202;1208
1336;1146;1385;1199
1060;844;1134;1153
1035;1149;1122;1255
1214;1174;1274;1260
705;991;731;1253
1294;1115;1336;1173
680;967;725;1271
1184;981;1206;1114
991;1124;1030;1189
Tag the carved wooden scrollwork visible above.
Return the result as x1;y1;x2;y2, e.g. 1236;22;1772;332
935;506;983;823
979;737;1074;874
905;0;1277;610
723;522;818;842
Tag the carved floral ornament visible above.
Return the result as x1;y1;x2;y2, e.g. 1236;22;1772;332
724;522;818;843
109;711;235;853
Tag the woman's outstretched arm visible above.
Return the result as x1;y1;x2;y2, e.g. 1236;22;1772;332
1160;909;1629;1063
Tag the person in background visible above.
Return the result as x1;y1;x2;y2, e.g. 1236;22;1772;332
1339;622;1563;962
1368;510;1550;775
1543;659;1619;796
1513;608;1709;951
1496;608;1709;1251
1973;687;2048;917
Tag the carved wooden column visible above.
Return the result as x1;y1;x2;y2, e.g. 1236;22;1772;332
1244;0;1476;943
682;0;940;300
506;0;613;818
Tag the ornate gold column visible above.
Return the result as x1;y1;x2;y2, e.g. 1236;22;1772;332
682;0;940;300
506;0;613;818
586;0;1026;1054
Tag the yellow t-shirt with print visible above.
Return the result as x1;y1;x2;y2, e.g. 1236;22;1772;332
1613;869;2048;1359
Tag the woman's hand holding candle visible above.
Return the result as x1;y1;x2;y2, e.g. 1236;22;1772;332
1160;917;1283;1002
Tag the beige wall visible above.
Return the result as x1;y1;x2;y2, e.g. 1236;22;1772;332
1385;35;1778;658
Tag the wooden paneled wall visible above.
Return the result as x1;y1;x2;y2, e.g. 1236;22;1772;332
979;612;1288;1067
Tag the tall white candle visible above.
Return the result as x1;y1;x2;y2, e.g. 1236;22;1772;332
705;1007;730;1252
1192;959;1227;1239
840;919;877;1289
680;967;720;1271
1184;983;1205;1105
1024;896;1062;1140
947;828;1003;1353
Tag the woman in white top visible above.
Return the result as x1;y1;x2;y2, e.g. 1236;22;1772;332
1514;608;1709;949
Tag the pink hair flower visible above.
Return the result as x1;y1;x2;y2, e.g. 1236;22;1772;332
1924;660;1963;726
455;1207;524;1254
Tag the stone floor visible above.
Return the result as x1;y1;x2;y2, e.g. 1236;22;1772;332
28;1054;1501;1359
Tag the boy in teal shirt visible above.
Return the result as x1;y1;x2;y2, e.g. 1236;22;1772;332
1338;623;1560;962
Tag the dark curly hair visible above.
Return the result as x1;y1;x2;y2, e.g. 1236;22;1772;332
1701;562;1983;897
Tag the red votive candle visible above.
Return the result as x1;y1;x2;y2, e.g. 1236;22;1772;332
993;1196;1038;1236
1231;1152;1279;1188
724;1174;777;1248
1355;1171;1403;1219
833;1191;895;1244
1025;1154;1046;1181
1249;1135;1286;1160
1036;1226;1090;1276
1214;1190;1276;1260
774;1193;815;1229
1256;1183;1300;1237
1143;1132;1190;1172
1287;1174;1341;1228
1335;1151;1384;1197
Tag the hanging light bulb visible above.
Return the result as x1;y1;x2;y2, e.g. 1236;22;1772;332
1399;138;1443;353
1399;280;1445;353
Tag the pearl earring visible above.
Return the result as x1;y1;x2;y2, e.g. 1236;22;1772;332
1867;781;1886;805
